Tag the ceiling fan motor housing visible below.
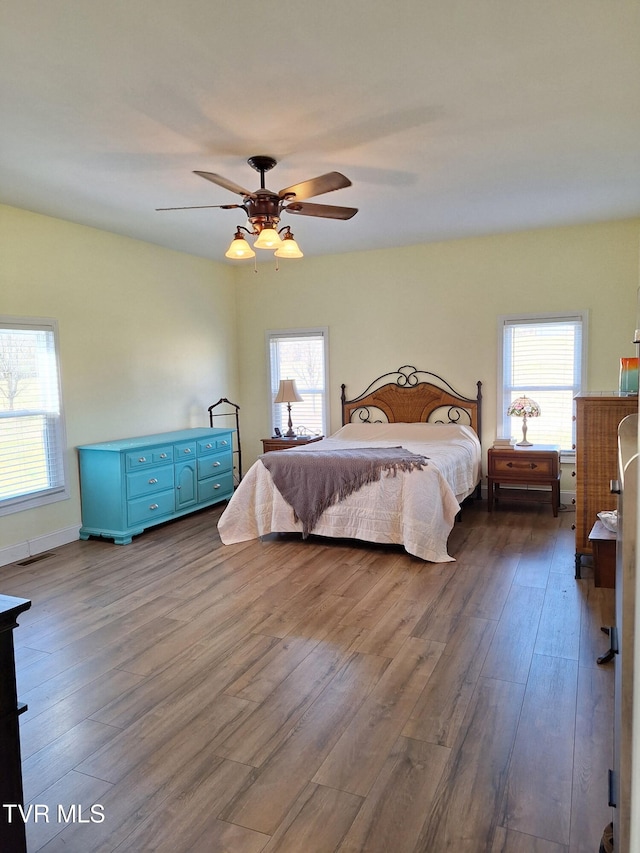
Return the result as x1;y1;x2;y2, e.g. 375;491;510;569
246;189;283;232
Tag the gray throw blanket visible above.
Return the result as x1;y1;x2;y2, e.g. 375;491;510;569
260;446;428;538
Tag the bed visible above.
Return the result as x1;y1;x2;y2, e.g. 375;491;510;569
218;366;482;562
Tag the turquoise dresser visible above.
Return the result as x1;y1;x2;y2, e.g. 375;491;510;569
78;427;234;544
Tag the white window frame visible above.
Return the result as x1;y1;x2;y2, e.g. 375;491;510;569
0;316;69;516
497;311;588;458
266;327;330;438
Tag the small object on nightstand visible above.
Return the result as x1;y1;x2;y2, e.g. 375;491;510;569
487;444;560;516
261;435;323;453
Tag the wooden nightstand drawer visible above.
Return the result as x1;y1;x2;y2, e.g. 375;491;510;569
490;452;558;480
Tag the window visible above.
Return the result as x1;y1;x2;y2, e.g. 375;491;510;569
267;328;329;437
0;317;68;515
498;312;587;454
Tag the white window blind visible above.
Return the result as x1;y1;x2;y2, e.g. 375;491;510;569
267;328;328;437
0;318;68;515
499;313;586;453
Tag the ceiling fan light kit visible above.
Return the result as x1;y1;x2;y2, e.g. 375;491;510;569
274;229;303;259
157;155;357;264
253;226;283;250
224;228;256;260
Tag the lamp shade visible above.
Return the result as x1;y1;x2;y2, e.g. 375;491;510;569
225;233;256;259
275;231;303;258
274;378;303;404
507;396;541;418
254;227;283;249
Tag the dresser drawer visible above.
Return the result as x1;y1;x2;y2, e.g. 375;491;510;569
198;472;234;502
174;441;197;459
126;446;173;469
127;465;174;499
197;452;232;480
152;447;173;464
127;489;174;525
197;437;219;455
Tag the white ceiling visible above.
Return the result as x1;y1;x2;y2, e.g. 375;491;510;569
1;0;639;262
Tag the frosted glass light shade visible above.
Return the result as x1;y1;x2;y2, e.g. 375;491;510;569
254;227;282;249
274;234;303;258
225;235;255;259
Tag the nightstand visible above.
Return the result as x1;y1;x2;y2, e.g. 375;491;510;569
487;445;561;516
261;435;324;453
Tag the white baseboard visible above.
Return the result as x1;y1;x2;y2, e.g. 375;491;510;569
0;525;80;568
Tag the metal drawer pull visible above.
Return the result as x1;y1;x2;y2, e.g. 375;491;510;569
506;461;537;469
149;478;158;485
183;448;192;454
149;503;159;510
160;453;168;459
138;456;147;463
205;443;213;449
212;461;221;467
214;483;221;489
220;440;228;446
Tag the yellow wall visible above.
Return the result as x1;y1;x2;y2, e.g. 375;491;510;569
0;204;237;557
1;206;638;560
235;219;640;471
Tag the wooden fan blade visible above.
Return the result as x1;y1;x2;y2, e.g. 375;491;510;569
284;201;358;220
193;171;255;197
156;203;242;211
279;172;352;201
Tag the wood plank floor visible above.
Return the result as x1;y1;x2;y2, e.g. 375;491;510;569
3;499;615;852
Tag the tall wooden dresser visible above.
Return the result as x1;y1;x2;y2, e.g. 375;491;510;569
574;393;637;576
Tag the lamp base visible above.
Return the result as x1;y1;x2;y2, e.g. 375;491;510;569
284;402;296;438
517;415;532;447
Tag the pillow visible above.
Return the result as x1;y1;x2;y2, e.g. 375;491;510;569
332;421;478;445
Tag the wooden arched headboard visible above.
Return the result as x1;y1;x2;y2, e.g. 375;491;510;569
341;365;482;437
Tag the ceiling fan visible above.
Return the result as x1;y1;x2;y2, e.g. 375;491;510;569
156;155;358;260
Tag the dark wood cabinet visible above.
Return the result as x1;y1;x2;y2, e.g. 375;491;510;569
0;594;31;853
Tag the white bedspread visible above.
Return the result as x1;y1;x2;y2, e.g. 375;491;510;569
217;422;481;562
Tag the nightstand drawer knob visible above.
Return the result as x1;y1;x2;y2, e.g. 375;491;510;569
149;478;158;485
212;461;221;467
149;503;159;510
